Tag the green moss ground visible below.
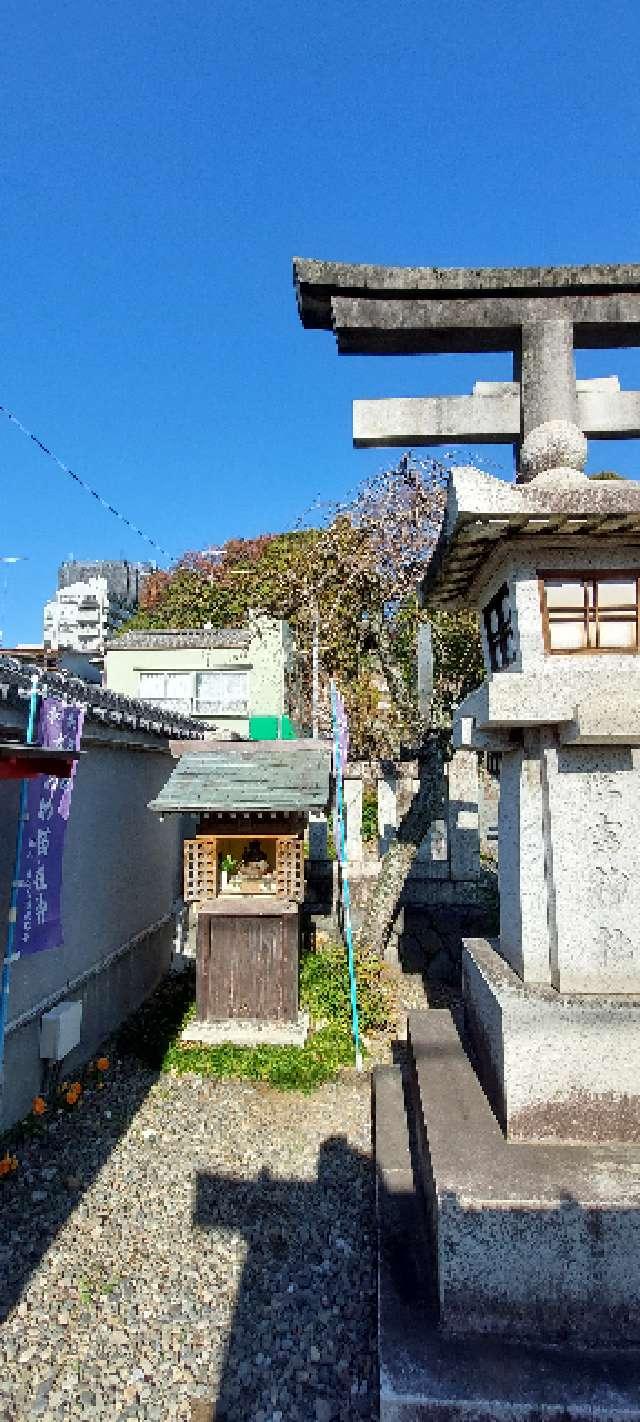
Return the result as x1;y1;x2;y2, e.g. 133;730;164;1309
117;941;395;1092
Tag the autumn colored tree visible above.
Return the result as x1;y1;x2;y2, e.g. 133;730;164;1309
126;455;484;756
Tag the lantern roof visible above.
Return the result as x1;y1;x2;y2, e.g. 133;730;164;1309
420;467;640;610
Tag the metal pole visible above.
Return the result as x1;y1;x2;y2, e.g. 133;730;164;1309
0;674;40;1088
331;681;362;1070
312;603;319;739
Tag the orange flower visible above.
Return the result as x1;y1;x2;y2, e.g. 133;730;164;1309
65;1082;82;1106
32;1096;47;1116
96;1057;109;1073
0;1153;17;1176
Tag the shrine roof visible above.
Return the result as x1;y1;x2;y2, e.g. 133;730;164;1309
420;468;640;609
294;258;640;330
148;741;332;814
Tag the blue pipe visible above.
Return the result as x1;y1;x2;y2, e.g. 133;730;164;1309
0;674;40;1086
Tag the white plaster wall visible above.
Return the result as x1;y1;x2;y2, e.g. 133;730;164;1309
248;617;289;719
0;725;184;1130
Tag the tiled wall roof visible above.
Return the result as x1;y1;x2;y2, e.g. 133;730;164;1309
0;656;204;741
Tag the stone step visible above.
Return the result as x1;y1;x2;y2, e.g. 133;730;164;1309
374;1045;640;1420
405;1006;640;1347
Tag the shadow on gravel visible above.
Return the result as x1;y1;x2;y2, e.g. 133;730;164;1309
0;1061;158;1325
0;970;193;1325
192;1136;378;1422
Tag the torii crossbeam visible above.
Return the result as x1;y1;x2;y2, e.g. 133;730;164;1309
293;258;640;479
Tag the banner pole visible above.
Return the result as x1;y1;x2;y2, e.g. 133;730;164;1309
330;681;363;1071
0;674;40;1089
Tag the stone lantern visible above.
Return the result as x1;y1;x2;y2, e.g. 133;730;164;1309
412;423;640;1361
424;424;640;1147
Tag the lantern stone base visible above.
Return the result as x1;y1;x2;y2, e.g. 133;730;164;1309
405;1008;640;1349
463;938;640;1142
375;1063;640;1422
181;1012;309;1048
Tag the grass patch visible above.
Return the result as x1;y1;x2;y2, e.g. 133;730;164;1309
117;940;395;1092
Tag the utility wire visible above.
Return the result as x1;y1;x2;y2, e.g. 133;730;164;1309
0;403;171;561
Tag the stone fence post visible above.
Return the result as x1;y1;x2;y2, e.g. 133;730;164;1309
343;773;363;866
447;748;480;881
377;765;398;857
308;811;328;861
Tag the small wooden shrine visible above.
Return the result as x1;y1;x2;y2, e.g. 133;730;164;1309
183;812;305;907
149;741;331;1038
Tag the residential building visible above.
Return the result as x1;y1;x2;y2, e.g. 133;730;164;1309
43;560;152;653
104;616;295;737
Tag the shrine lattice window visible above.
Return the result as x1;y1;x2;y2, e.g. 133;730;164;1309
483;583;515;671
540;573;640;653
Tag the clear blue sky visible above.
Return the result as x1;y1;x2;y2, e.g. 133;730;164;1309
2;0;640;642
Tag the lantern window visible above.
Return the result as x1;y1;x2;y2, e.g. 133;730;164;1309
483;583;515;671
540;573;640;653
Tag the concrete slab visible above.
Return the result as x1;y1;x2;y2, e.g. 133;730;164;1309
407;1008;640;1347
374;1063;640;1421
181;1013;309;1047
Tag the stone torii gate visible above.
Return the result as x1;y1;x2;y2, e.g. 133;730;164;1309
293;258;640;478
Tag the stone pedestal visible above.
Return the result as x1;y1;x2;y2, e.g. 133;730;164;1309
407;1008;640;1349
464;938;640;1142
499;734;640;992
375;1062;640;1422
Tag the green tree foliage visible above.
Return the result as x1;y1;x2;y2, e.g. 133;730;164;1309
124;456;484;756
428;606;485;729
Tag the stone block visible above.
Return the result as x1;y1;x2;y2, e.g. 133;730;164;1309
181;1013;309;1047
561;693;640;745
463;938;640;1142
497;731;640;994
407;1006;640;1346
544;741;640;992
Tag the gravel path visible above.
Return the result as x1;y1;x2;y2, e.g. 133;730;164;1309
0;1061;377;1422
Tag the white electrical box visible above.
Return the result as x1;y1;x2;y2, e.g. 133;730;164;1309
40;1000;83;1061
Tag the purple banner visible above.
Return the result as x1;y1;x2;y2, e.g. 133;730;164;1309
15;699;85;956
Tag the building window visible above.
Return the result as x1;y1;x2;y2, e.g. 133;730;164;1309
195;670;249;715
540;573;640;653
483;583;515;671
138;671;193;712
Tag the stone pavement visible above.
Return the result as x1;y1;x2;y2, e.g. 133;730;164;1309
0;1060;377;1421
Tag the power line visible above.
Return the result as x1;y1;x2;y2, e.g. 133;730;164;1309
0;403;172;561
